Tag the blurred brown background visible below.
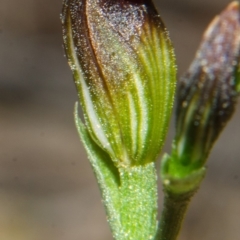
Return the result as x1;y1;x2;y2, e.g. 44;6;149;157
0;0;240;239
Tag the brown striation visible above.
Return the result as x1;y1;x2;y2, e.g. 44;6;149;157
176;2;240;167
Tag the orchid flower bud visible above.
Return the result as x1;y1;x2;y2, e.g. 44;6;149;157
62;0;176;167
172;1;240;175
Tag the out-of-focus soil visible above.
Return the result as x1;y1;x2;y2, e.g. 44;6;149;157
0;0;240;239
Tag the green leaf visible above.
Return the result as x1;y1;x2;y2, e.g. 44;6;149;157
74;103;122;238
75;102;158;240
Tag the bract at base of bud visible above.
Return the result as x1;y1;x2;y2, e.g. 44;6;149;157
160;154;206;195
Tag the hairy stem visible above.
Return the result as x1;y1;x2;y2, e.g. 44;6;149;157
119;163;158;240
155;191;194;240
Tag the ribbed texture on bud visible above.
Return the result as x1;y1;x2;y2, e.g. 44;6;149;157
175;1;240;170
62;0;176;166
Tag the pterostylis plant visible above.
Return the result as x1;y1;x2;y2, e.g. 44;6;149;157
61;1;240;239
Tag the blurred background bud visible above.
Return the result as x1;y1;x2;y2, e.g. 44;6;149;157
62;0;176;167
170;1;240;176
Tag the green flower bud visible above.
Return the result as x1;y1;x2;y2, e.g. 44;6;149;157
62;0;176;167
173;1;240;174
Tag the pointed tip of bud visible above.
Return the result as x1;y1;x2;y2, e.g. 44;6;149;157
226;1;239;10
203;1;240;47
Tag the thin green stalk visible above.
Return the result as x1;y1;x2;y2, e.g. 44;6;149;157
155;191;195;240
157;155;206;240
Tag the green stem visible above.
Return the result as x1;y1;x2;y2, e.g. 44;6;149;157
155;191;194;240
119;163;158;240
156;154;206;240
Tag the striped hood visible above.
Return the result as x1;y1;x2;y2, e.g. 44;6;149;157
62;0;176;166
